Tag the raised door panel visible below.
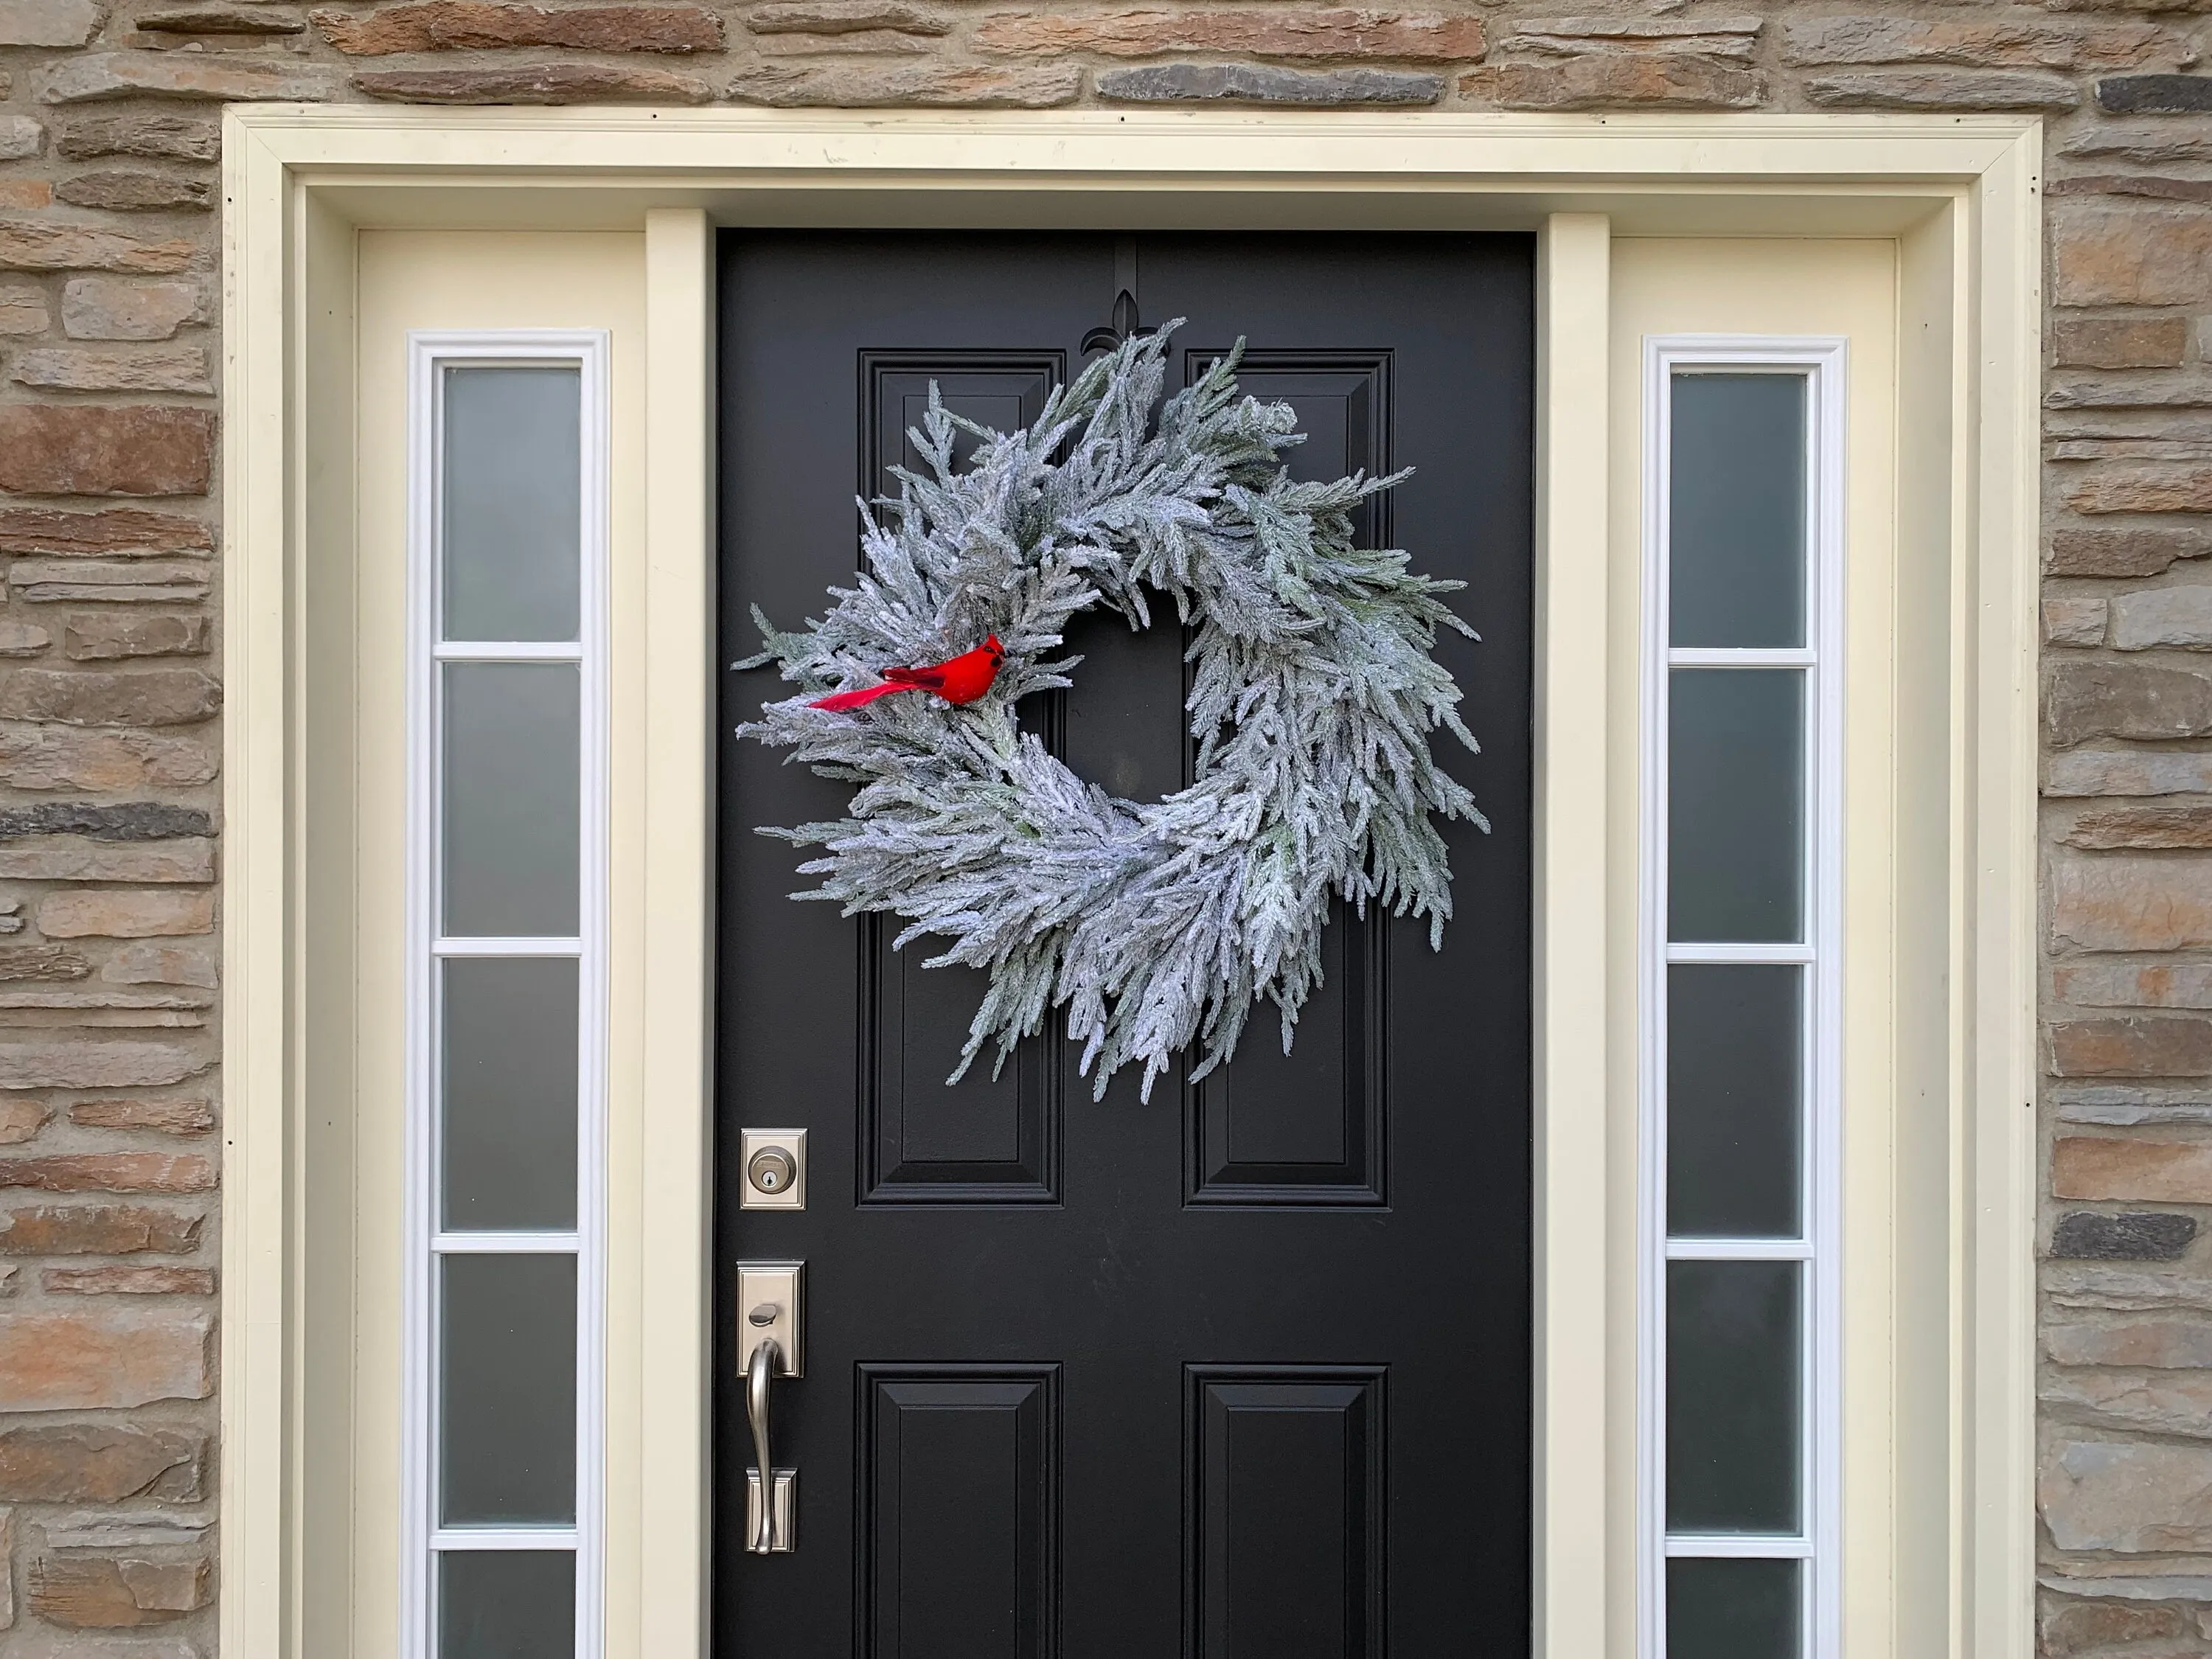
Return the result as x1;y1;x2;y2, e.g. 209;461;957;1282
1180;349;1396;1206
856;350;1068;1205
860;1366;1061;1659
1186;1366;1386;1658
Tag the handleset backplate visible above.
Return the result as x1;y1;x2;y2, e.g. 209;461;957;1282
746;1467;796;1554
736;1260;803;1377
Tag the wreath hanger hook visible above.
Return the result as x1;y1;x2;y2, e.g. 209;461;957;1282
1082;288;1154;356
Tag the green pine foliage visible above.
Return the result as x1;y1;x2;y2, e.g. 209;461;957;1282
737;326;1485;1102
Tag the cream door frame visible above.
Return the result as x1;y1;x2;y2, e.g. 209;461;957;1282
221;108;2042;1659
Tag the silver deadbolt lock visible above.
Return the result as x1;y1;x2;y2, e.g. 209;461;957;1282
739;1128;806;1210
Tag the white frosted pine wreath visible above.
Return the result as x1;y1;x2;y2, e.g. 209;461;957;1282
736;324;1487;1102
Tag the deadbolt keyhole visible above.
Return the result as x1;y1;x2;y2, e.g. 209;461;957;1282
748;1147;795;1195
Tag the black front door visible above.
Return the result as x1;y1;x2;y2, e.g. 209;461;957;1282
717;232;1533;1657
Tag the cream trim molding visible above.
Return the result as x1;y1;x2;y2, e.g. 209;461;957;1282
220;107;2042;1659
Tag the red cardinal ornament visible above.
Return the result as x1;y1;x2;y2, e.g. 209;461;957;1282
810;635;1004;713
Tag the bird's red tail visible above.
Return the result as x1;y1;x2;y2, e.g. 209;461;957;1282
810;682;911;712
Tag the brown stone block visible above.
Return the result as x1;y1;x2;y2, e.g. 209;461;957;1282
1468;54;1763;108
2112;585;2212;650
0;406;211;497
2051;1016;2212;1077
44;1265;213;1293
974;8;1485;60
61;277;203;342
52;172;211;213
0;724;216;792
0;1099;49;1144
2041;1598;2191;1655
315;0;721;52
1099;61;1439;101
34;49;345;102
26;1554;210;1627
746;0;948;32
2047;661;2212;745
1506;15;1761;58
69;1096;213;1134
2047;1311;2212;1363
2050;525;2212;577
63;615;213;662
0;619;49;657
37;890;215;938
0;507;211;556
2068;464;2212;513
2051;851;2212;951
754;31;931;52
0;1203;201;1253
10;558;213;603
0;0;100;45
2067;807;2212;849
0;285;46;336
729;61;1081;104
0;838;212;883
2048;172;2212;204
1781;15;2175;69
1803;69;2080;108
56;114;219;162
0;1153;213;1193
354;60;716;101
0;671;220;728
137;2;307;29
0;1040;207;1090
0;220;191;276
2055;1134;2212;1197
2042;1438;2212;1553
2056;208;2212;306
2055;961;2212;1009
100;942;215;987
2053;315;2190;368
0;1423;203;1501
0;1309;212;1410
0;945;88;981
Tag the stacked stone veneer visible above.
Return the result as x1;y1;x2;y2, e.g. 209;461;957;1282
0;0;2186;1650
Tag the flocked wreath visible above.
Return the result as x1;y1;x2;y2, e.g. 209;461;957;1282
737;325;1485;1102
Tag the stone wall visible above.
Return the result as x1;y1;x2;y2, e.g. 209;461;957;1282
0;0;2198;1649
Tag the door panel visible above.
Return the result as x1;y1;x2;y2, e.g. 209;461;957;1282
1188;1366;1386;1659
718;231;1533;1656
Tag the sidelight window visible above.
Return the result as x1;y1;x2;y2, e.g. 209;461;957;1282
1641;344;1843;1659
404;336;609;1659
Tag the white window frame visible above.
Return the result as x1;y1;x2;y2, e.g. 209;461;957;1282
1638;337;1848;1659
401;329;613;1659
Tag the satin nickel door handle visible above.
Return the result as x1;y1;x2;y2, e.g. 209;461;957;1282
745;1335;791;1552
737;1261;801;1554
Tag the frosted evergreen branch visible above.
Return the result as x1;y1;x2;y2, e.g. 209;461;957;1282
734;325;1486;1102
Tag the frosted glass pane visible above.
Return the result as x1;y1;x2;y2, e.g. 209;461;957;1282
1667;1259;1801;1533
1667;1558;1800;1659
1669;965;1803;1239
442;366;582;643
439;1253;576;1525
441;958;578;1231
439;1551;574;1659
442;664;579;938
1669;373;1806;650
1669;669;1804;944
